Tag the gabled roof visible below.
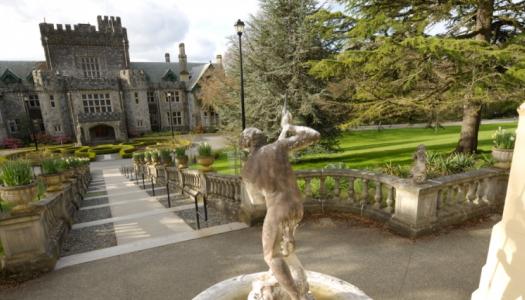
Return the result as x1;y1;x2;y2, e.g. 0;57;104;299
161;69;177;82
130;61;207;85
0;61;41;84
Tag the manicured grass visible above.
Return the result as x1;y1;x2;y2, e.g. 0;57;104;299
193;122;518;174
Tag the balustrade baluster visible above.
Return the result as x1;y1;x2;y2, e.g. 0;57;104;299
456;184;467;208
474;180;482;205
373;181;382;209
304;178;312;199
333;177;340;201
482;178;490;204
361;179;369;205
437;189;444;214
385;186;394;213
347;177;355;203
466;182;476;205
319;176;326;198
447;186;455;208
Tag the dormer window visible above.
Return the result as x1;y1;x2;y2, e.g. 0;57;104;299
80;57;101;78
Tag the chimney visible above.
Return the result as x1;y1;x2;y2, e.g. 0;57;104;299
215;54;223;66
178;43;189;82
165;52;170;63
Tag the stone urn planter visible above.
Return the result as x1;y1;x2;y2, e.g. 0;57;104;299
492;148;513;169
41;173;64;192
175;155;189;169
197;156;215;172
0;182;37;213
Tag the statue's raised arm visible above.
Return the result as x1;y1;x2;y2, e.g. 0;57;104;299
278;107;320;151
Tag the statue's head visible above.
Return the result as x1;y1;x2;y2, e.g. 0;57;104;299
240;127;267;151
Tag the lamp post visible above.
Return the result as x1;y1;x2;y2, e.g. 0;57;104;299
235;19;246;130
166;92;174;139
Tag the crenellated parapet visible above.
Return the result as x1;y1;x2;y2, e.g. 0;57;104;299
39;15;128;48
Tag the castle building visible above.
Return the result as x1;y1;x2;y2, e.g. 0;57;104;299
0;16;221;145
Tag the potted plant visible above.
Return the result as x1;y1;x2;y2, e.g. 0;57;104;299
144;151;152;163
150;151;159;164
174;147;188;169
196;143;214;172
159;149;173;166
133;152;145;164
0;160;37;213
492;127;516;169
40;158;65;192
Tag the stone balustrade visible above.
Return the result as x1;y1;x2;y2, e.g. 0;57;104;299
0;166;91;278
137;162;509;237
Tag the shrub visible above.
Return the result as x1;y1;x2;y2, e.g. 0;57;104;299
41;158;65;175
174;147;187;158
150;151;159;161
119;144;136;158
197;143;213;157
427;152;476;177
0;160;32;186
2;138;23;149
144;151;152;161
493;127;516;149
159;149;172;163
380;161;410;178
133;152;145;162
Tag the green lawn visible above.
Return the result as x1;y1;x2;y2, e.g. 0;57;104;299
191;122;518;174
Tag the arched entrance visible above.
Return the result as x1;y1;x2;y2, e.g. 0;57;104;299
89;124;116;144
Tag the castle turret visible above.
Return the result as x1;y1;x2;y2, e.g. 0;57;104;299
165;52;171;63
178;43;189;82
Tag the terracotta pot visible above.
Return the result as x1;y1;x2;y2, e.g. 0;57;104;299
41;173;64;192
175;156;189;169
0;182;37;213
492;148;513;169
197;156;215;172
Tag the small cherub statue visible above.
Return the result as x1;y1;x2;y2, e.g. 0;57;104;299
411;144;427;184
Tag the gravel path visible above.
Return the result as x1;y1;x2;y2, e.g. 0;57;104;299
74;206;112;223
60;223;117;257
175;206;229;230
80;196;109;207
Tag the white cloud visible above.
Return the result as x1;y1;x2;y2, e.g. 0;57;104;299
0;0;259;62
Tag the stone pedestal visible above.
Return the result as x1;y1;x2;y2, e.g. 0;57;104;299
472;102;525;300
193;271;371;300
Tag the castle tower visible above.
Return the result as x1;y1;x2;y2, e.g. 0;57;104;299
165;53;171;63
178;43;189;82
39;15;130;77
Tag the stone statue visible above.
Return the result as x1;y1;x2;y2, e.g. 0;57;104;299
240;106;320;300
411;144;427;184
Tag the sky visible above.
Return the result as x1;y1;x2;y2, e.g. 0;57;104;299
0;0;260;63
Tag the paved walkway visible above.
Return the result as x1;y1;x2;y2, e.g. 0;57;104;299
57;159;247;269
0;216;496;300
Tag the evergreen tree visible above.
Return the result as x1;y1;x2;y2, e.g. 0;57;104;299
198;0;349;149
311;0;525;153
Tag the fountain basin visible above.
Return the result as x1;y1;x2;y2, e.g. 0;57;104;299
193;271;371;300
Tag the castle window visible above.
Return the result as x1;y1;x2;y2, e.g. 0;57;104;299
165;91;180;103
137;119;143;127
167;111;182;126
81;57;101;79
134;92;139;104
26;94;40;108
82;93;112;113
147;91;155;103
50;95;55;108
54;125;62;132
7;119;20;133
